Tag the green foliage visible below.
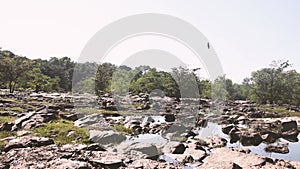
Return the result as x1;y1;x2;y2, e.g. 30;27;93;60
171;67;199;98
9;107;23;112
249;60;300;105
211;76;228;100
0;116;17;123
73;77;96;94
129;68;180;97
0;131;16;150
0;131;16;139
111;67;135;95
111;124;133;134
0;53;32;93
2;49;300;107
95;63;116;94
198;80;212;99
33;119;90;145
259;105;300;117
26;68;59;92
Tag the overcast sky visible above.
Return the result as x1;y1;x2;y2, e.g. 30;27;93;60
1;0;300;83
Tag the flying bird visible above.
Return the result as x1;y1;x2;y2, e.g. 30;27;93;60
192;68;201;72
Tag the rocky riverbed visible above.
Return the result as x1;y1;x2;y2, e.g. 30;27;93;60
1;92;300;168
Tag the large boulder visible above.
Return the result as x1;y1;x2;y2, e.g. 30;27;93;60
261;131;280;143
281;120;298;132
118;142;161;160
164;114;176;122
240;132;263;146
229;128;240;143
222;124;235;135
281;130;299;142
89;130;126;145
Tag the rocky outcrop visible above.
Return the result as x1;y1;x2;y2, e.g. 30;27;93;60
11;107;58;131
3;136;54;152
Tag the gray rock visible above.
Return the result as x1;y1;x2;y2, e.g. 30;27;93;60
74;114;108;128
240;132;263;146
172;143;186;154
204;136;227;148
0;122;14;131
281;120;298;132
46;159;93;169
12;111;36;131
222;124;235;135
164;114;176;122
265;142;289;154
60;113;79;121
83;143;106;151
89;130;126;145
261;131;280;143
4;136;54;152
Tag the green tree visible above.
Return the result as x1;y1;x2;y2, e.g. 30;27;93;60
171;67;199;98
0;54;32;93
27;68;60;92
211;75;228;101
95;63;116;94
250;60;292;104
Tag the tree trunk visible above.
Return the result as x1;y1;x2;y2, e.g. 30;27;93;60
9;81;13;93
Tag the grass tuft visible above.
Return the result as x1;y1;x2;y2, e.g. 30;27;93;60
0;116;16;124
32;119;90;145
111;124;133;134
0;131;16;150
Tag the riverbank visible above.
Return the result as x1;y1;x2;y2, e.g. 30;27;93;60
1;93;300;168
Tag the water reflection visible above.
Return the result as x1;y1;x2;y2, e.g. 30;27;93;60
197;122;300;162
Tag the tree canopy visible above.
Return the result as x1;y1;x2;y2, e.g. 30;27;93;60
1;49;300;106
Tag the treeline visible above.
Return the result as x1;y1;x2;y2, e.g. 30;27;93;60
1;49;300;106
0;50;73;93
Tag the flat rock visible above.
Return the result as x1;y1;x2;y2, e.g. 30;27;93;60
116;142;161;160
89;130;126;145
4;136;54;152
74;114;109;128
202;147;266;168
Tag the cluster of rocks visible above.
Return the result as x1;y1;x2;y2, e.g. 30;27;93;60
2;93;300;168
96;92;185;113
199;100;300;154
1;134;300;169
0;106;63;132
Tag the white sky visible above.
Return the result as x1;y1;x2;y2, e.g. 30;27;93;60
1;0;300;83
